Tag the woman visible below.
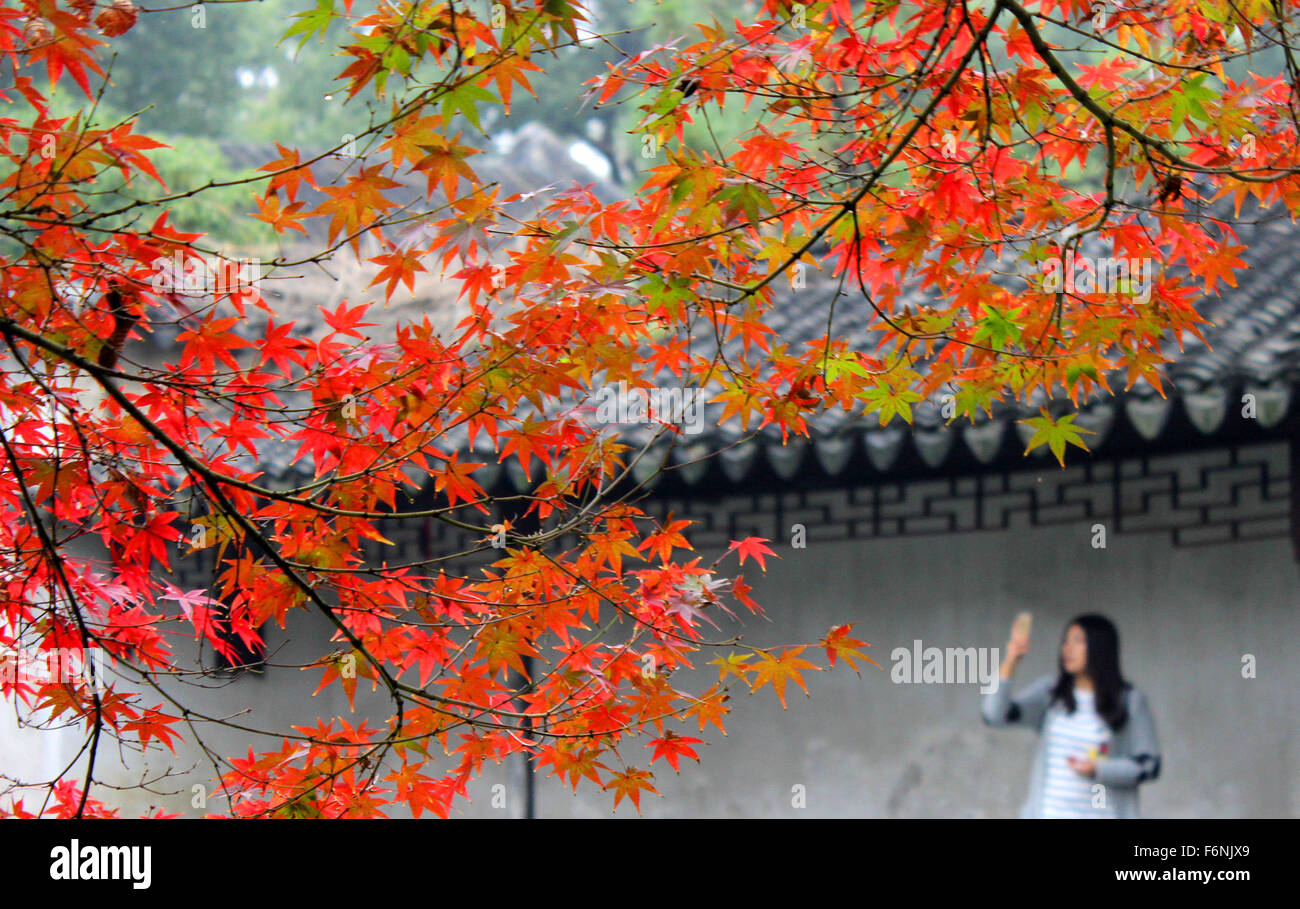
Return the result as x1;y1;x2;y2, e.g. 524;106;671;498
982;613;1161;818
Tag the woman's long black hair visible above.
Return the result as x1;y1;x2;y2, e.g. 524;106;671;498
1050;614;1129;731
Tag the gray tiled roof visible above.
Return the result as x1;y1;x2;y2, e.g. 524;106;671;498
536;198;1300;491
219;130;1300;489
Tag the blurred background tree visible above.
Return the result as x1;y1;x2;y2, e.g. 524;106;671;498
107;0;371;146
31;0;1292;244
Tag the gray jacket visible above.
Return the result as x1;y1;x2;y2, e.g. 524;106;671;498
982;673;1161;818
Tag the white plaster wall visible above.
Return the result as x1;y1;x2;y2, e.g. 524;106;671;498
8;507;1296;818
518;520;1297;818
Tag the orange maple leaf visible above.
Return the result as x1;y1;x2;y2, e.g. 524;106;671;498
820;623;879;675
603;767;659;813
728;536;778;571
749;646;820;708
646;731;705;773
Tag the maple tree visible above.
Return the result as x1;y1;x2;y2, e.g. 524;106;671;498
2;0;1300;818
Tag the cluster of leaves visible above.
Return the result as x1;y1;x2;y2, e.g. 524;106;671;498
1;0;1299;818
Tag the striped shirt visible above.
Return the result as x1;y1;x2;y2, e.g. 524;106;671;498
1041;689;1116;818
983;674;1162;818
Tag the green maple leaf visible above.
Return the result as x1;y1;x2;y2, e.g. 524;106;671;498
1065;362;1101;386
858;383;923;426
282;0;336;53
972;306;1023;351
824;353;871;384
1019;410;1093;466
1170;73;1214;132
949;385;998;422
440;83;501;132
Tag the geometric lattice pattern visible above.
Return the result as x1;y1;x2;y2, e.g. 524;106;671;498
641;440;1292;552
172;441;1294;591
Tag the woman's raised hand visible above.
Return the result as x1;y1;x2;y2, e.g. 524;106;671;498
1001;612;1032;679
